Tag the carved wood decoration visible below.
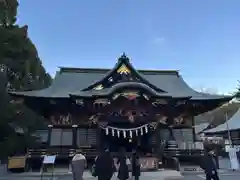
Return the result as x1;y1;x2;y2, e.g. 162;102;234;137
10;98;24;104
143;94;150;100
93;99;110;105
173;114;192;126
149;122;158;130
109;109;149;123
75;99;84;105
156;114;167;124
50;114;72;125
89;115;99;124
176;100;187;106
112;91;140;100
152;99;168;106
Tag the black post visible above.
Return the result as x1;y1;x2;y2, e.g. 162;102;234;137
155;124;165;169
96;127;103;153
72;126;77;148
47;125;52;147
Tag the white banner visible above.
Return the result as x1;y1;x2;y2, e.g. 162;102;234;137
227;147;239;170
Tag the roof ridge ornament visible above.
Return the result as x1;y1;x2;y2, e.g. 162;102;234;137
118;52;130;63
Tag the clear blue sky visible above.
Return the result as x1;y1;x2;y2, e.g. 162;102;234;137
17;0;240;95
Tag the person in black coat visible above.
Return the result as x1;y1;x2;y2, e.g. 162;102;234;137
202;148;220;180
132;150;141;180
95;149;115;180
117;148;129;180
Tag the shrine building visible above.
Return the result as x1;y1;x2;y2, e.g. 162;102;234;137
9;54;233;170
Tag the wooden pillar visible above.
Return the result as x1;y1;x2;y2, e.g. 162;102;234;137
191;116;196;142
96;126;103;153
72;126;77;148
155;124;163;162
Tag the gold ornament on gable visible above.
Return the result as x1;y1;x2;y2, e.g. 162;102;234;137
122;91;139;100
117;64;131;74
93;84;104;90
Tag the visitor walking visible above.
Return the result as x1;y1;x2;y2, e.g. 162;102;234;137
132;150;141;180
71;151;86;180
202;147;220;180
117;148;129;180
95;149;115;180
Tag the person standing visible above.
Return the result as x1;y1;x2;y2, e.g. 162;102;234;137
71;151;86;180
132;150;141;180
202;147;220;180
95;149;115;180
117;148;129;180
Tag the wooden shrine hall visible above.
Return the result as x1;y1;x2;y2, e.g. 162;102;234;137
9;54;233;170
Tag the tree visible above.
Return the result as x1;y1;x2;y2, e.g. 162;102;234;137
235;81;240;99
0;0;18;26
0;0;52;158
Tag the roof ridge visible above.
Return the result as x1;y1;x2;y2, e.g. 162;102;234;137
59;67;179;75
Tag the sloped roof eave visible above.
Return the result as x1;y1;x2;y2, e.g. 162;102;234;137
204;108;240;133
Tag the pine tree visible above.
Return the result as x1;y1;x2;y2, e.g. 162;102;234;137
0;0;52;158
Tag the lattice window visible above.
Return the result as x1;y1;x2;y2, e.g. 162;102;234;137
50;128;73;146
77;128;97;147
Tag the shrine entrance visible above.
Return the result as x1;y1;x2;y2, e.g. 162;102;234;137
100;123;154;153
104;133;138;152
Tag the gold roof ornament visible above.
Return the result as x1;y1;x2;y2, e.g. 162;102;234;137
93;84;104;90
122;91;139;100
117;64;131;74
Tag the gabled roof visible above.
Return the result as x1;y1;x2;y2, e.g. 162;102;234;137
204;108;240;133
194;123;210;134
8;54;233;101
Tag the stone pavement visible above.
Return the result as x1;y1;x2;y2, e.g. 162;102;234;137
0;170;184;180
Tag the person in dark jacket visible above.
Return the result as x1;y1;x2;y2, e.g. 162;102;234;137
202;147;220;180
117;148;129;180
95;149;115;180
132;150;141;180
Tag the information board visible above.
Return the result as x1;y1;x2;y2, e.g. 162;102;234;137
43;155;56;164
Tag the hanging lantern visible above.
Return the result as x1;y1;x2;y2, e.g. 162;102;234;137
141;128;143;135
135;129;138;136
117;130;120;137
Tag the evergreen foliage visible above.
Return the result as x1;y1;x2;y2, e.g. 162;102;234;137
0;0;52;158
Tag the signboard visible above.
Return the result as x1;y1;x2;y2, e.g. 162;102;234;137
43;155;56;164
226;147;239;170
8;156;26;169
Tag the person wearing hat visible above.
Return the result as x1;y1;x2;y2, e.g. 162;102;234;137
95;148;115;180
71;150;86;180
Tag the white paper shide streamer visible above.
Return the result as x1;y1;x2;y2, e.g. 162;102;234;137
101;124;150;139
129;130;132;138
123;130;126;138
